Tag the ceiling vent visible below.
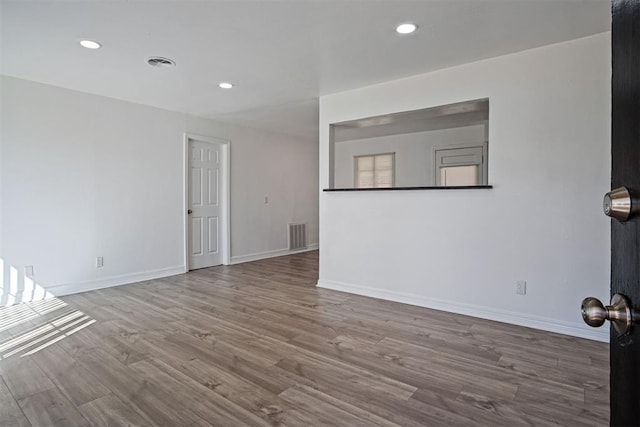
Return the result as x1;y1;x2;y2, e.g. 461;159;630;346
147;56;176;68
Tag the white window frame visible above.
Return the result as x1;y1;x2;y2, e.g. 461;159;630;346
353;152;396;188
433;142;488;186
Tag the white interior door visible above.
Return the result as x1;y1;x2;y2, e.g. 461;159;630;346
434;143;488;186
188;139;223;269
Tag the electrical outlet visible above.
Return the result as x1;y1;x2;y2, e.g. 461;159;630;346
516;280;527;295
24;265;34;278
264;196;269;204
96;257;104;268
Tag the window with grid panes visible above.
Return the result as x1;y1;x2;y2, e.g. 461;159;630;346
354;153;395;188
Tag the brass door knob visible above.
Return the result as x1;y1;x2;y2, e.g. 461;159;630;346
581;293;636;335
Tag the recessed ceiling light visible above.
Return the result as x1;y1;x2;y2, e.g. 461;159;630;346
396;23;418;34
80;40;101;49
219;82;233;89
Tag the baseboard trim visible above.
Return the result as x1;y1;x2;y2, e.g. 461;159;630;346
230;244;319;265
48;266;186;297
317;279;609;343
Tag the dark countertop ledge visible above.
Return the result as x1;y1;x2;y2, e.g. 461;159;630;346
323;185;493;192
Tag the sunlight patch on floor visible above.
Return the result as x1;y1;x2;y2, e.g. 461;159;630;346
0;299;96;360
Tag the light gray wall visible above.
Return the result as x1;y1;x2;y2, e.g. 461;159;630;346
0;76;319;300
334;124;486;188
319;33;611;341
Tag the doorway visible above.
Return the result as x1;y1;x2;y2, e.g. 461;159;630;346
433;143;488;186
184;134;230;270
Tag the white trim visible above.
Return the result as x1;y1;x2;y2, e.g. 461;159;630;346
231;244;319;265
47;266;185;297
433;142;488;186
183;133;231;269
317;279;609;343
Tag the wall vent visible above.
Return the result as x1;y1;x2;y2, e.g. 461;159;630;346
288;223;307;250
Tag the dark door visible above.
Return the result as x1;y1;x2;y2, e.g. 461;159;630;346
611;0;640;425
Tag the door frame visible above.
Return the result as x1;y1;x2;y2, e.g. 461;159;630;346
183;133;231;270
432;142;488;186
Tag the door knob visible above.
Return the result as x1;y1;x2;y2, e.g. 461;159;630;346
187;209;193;214
581;293;637;335
603;186;639;221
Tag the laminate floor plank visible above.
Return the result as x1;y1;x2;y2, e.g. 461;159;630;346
18;387;89;427
0;357;56;401
77;394;157;427
0;251;609;426
278;384;402;427
173;335;296;394
0;376;31;427
287;332;464;397
128;358;271;426
31;344;111;406
275;351;418;402
129;337;298;426
74;348;199;426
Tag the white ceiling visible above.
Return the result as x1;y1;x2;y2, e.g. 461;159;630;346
0;0;610;141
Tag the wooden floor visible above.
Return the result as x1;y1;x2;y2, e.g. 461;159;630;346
0;251;608;426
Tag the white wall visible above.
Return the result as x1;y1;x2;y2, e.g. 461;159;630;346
334;125;486;188
318;33;611;341
0;76;318;301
